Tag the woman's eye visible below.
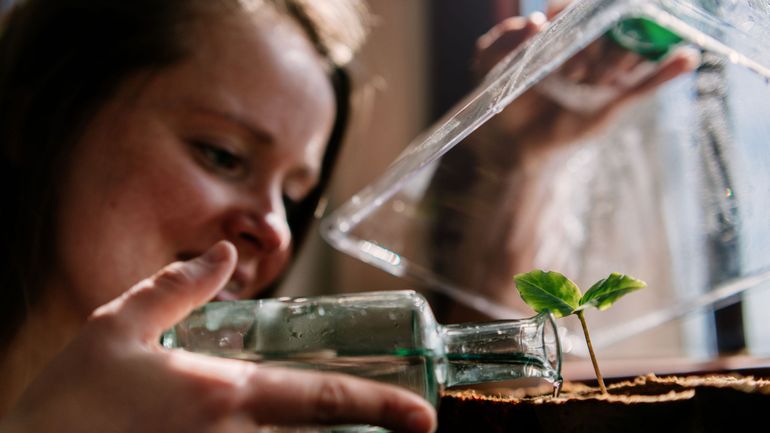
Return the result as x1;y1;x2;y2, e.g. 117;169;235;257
191;140;246;178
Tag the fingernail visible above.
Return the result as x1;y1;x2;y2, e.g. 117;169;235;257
200;241;231;264
406;410;435;433
529;11;547;26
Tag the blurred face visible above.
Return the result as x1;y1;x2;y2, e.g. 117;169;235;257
51;5;335;314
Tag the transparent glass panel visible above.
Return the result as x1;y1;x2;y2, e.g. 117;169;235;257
322;0;770;360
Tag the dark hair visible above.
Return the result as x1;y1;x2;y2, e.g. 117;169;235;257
0;0;368;347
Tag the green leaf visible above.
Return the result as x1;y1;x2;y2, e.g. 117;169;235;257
514;270;582;318
579;272;647;311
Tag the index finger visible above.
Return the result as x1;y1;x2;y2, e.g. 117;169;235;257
91;240;237;341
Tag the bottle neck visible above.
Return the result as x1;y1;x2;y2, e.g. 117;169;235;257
440;314;561;388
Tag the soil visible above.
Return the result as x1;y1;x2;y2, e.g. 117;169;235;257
436;373;770;433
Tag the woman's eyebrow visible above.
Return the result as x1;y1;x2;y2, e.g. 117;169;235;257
186;105;276;146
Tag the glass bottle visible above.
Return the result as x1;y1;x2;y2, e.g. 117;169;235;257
161;290;561;432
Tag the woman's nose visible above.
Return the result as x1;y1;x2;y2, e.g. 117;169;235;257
223;209;291;257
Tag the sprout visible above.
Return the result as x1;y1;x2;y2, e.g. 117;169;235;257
514;270;646;394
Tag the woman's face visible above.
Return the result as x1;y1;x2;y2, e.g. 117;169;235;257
52;6;335;314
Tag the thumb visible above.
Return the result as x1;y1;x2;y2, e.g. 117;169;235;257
91;240;237;341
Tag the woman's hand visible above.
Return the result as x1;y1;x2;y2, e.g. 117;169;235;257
0;241;436;433
473;11;697;161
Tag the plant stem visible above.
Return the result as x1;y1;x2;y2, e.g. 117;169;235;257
577;310;607;394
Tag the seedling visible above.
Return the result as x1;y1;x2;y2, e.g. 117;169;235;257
514;270;646;394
